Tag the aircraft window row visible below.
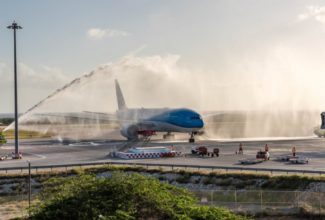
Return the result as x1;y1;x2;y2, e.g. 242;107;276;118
191;116;201;120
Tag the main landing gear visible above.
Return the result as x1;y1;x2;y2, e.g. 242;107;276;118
163;132;175;140
189;132;195;143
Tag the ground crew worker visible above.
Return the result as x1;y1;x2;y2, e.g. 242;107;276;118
214;148;219;157
238;143;243;155
191;146;197;154
292;146;296;157
265;144;269;152
265;151;270;160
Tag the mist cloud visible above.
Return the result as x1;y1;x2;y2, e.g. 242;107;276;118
15;52;325;116
298;5;325;24
87;28;129;40
0;62;73;112
13;53;325;138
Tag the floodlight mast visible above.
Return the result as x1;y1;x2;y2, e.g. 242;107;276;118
7;21;22;157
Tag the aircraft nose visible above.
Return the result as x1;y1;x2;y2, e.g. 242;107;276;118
199;119;204;128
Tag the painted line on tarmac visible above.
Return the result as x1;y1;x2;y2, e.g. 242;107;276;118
1;146;34;150
26;153;47;159
153;140;189;144
209;136;317;142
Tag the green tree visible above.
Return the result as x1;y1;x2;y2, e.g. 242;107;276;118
30;172;249;220
0;132;7;144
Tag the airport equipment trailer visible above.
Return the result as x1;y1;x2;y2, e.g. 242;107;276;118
114;146;182;159
239;150;270;165
256;150;270;160
276;155;294;161
0;155;7;161
191;146;220;157
239;158;264;165
289;156;309;164
276;155;309;164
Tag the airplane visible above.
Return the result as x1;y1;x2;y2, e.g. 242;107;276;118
113;80;204;142
24;79;204;142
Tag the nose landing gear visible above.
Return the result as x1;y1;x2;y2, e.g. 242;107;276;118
189;132;195;143
163;132;175;140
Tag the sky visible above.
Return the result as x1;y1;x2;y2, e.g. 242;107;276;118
2;1;325;113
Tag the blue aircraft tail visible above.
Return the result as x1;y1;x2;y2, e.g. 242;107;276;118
115;79;127;110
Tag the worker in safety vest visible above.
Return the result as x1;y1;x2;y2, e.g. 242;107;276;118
214;148;219;157
265;151;270;160
292;146;296;157
238;143;243;155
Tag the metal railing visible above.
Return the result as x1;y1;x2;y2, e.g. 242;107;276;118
2;189;324;219
1;161;325;218
194;189;325;216
0;160;324;175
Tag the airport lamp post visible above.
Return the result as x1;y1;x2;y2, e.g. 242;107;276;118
27;160;31;216
7;21;22;157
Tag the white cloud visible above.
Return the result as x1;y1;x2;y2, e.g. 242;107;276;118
87;28;129;40
297;13;308;21
298;5;325;24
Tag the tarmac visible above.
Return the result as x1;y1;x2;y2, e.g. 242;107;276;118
0;133;325;172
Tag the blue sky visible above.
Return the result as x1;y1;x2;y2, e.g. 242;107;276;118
2;1;325;113
1;0;314;72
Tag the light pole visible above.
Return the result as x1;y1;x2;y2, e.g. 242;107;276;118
7;21;22;157
27;160;31;216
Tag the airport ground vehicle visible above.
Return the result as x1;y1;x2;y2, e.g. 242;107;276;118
239;150;270;165
0;155;7;161
276;154;309;164
114;146;181;159
11;152;22;159
191;146;219;157
191;146;208;156
276;155;296;161
289;156;309;164
213;148;220;157
239;158;264;165
256;150;270;160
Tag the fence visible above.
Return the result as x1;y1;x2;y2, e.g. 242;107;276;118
0;161;325;218
0;195;28;220
0;160;325;176
2;189;324;219
193;189;325;216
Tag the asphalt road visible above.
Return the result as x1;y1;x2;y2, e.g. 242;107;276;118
0;135;325;172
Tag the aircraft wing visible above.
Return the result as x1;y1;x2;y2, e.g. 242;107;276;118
34;112;119;123
33;111;146;125
134;121;157;130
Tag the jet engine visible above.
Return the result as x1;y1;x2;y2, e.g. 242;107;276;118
120;125;139;140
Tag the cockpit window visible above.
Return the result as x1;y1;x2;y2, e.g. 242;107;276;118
190;116;201;120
